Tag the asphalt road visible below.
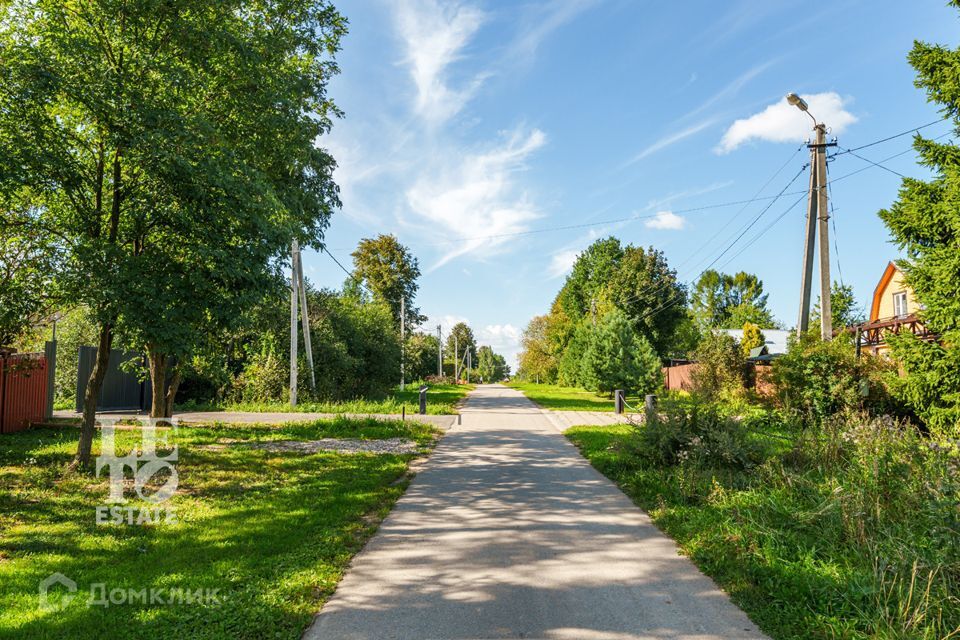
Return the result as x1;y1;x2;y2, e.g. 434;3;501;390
304;384;767;640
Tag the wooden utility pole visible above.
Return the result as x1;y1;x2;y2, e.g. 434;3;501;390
795;122;835;340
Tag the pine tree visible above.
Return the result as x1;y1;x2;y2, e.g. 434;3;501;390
580;310;661;396
878;6;960;434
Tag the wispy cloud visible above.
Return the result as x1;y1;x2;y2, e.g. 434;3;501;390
717;92;858;154
406;127;547;271
624;61;776;167
506;0;602;61
547;248;580;279
644;210;685;230
627;119;716;165
391;0;486;125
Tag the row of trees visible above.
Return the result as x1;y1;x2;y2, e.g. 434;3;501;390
0;1;348;464
518;237;781;394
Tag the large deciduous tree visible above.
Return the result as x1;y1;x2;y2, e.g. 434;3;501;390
351;234;424;330
607;245;686;357
0;0;346;464
518;314;557;383
691;270;777;329
445;322;476;371
879;3;960;434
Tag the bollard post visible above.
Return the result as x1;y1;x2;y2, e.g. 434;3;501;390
645;394;657;423
614;390;624;415
419;385;428;415
402;406;406;421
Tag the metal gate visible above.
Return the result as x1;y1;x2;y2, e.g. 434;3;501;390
0;352;49;434
75;347;151;413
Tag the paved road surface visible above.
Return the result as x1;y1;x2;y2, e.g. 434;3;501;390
305;384;767;640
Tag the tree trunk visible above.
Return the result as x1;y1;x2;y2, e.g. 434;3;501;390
147;347;168;418
74;322;113;467
164;366;182;418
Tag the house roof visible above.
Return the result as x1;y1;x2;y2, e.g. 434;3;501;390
718;329;791;355
870;261;899;322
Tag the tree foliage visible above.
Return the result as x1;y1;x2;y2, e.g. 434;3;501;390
518;315;557;382
0;0;346;460
691;270;777;329
740;322;765;358
876;6;960;435
812;282;865;332
578;310;661;396
476;345;509;382
351;234;424;330
444;322;476;370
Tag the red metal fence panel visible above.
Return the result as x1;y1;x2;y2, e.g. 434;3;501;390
0;353;48;434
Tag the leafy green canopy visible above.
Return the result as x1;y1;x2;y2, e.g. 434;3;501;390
691;269;778;330
0;0;345;362
878;3;960;434
351;234;424;330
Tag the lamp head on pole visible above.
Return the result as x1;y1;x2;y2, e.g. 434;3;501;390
785;92;808;111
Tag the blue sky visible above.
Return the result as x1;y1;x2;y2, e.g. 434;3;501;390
305;0;957;368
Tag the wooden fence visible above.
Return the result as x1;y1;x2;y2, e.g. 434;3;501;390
662;364;697;391
0;351;49;434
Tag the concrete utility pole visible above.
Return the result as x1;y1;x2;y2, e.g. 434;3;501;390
466;349;471;383
454;334;459;382
289;240;316;406
289;242;299;406
400;298;405;391
788;93;835;341
437;325;442;377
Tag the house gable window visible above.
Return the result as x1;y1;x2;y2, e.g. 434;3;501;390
893;291;908;318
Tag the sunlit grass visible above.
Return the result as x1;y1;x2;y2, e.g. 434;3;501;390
179;382;472;416
506;381;641;412
0;418;439;639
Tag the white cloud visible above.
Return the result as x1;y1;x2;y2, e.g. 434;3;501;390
717;92;857;154
406;128;547;270
547;248;579;279
645;210;685;230
477;323;522;371
392;0;486;125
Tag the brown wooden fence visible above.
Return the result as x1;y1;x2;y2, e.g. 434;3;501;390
0;352;49;434
662;363;697;391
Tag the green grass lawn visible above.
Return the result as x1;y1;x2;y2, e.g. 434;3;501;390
566;423;960;640
179;382;473;416
0;417;439;639
506;381;642;412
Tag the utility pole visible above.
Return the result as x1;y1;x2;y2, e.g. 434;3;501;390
454;334;459;382
289;242;299;406
295;245;315;393
466;348;471;383
437;325;442;377
289;240;316;406
788;93;836;341
400;297;405;391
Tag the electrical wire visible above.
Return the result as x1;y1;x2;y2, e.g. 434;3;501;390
829;116;950;156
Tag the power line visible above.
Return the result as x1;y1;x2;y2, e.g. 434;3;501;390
830;116;950;156
320;245;374;297
838;147;906;178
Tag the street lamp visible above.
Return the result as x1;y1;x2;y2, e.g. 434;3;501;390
786;92;817;128
788;90;834;341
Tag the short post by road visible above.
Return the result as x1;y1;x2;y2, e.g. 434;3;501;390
419;385;428;415
614;390;625;415
645;394;657;423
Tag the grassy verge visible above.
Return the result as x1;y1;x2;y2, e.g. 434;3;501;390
506;381;644;412
178;383;473;416
0;417;439;639
566;422;960;639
